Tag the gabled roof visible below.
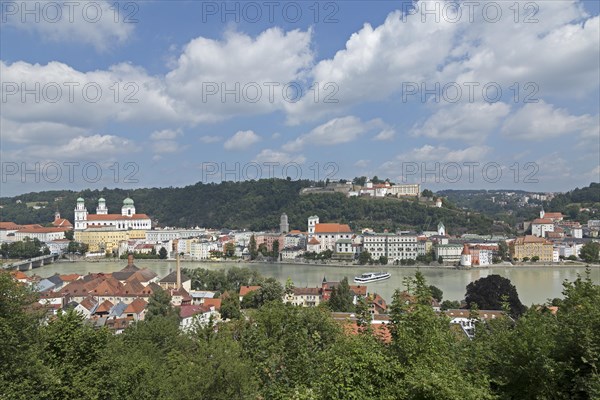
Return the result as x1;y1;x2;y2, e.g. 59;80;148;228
95;300;114;314
532;218;554;224
59;274;80;282
78;296;98;312
293;287;321;296
126;268;157;283
47;274;64;286
52;218;72;228
125;298;148;314
87;214;150;221
121;280;145;296
308;237;320;245
202;298;222;310
314;223;352;234
109;301;128;318
239;285;261;297
160;270;190;283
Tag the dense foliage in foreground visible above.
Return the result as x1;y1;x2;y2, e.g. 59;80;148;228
1;270;599;400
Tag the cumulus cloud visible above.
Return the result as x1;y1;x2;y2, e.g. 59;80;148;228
3;0;134;51
253;149;306;164
283;116;386;152
411;102;511;142
224;130;261;150
373;128;395;141
501;101;599;141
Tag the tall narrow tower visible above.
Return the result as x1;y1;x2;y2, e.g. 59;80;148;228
280;213;289;233
74;197;88;230
308;215;319;235
96;197;108;214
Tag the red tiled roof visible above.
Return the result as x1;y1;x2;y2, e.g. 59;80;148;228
308;237;320;245
87;214;150;221
17;227;70;233
314;223;352;233
52;218;73;228
125;298;148;314
95;300;114;314
203;298;222;310
239;285;261;297
532;218;554;224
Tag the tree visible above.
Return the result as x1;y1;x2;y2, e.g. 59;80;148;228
249;234;258;260
523;257;530;262
379;255;388;265
358;251;371;265
146;288;178;321
441;300;461;310
438;255;444;264
220;292;241;320
224;242;235;258
498;240;509;260
158;246;168;259
258;243;268;256
465;275;526;318
272;239;280;260
328;277;354;312
531;256;539;262
567;255;577;261
429;285;443;302
579;241;600;263
64;229;74;240
354;296;372;333
422;189;434;198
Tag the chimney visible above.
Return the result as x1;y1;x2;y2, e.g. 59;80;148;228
127;254;133;266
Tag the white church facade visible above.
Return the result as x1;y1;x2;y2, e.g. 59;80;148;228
74;197;152;231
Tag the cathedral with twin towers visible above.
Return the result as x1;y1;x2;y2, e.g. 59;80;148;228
74;197;152;231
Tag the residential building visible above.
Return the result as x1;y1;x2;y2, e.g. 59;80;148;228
434;244;463;263
362;232;419;262
308;216;353;252
511;235;554;262
531;218;554;237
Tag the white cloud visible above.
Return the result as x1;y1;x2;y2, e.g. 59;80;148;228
152;140;184;154
25;134;134;159
166;27;314;123
253;149;306;164
199;135;222;143
411;102;510;142
373;128;395;141
501;101;599;141
150;129;181;141
224;130;261;150
283;116;384;152
3;0;134;51
354;159;370;168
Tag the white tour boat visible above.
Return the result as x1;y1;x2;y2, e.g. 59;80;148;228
354;271;391;284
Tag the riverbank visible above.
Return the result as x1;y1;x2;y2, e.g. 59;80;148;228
54;257;599;270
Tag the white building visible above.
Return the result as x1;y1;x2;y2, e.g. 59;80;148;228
361;232;419;262
434;244;463;263
15;227;67;242
308;216;353;252
190;241;219;260
145;228;207;242
531;218;554;237
74;197;151;231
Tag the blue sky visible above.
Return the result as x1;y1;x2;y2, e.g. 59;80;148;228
1;0;599;196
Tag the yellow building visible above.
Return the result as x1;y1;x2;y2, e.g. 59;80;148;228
75;228;129;253
128;229;147;240
511;235;554;262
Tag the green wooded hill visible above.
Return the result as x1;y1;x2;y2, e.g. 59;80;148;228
1;179;506;234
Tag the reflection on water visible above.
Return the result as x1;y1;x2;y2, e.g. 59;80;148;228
26;261;599;305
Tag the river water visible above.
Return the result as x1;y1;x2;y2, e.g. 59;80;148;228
26;261;600;305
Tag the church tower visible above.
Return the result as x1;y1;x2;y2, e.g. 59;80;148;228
121;197;136;216
540;208;545;219
437;221;446;236
460;244;472;267
280;213;289;233
74;197;88;230
96;197;108;214
308;215;319;235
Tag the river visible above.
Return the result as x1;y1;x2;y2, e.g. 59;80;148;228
26;261;600;305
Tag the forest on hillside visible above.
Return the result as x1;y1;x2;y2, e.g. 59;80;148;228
0;179;505;234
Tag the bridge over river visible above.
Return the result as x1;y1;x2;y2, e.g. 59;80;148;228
2;254;60;271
